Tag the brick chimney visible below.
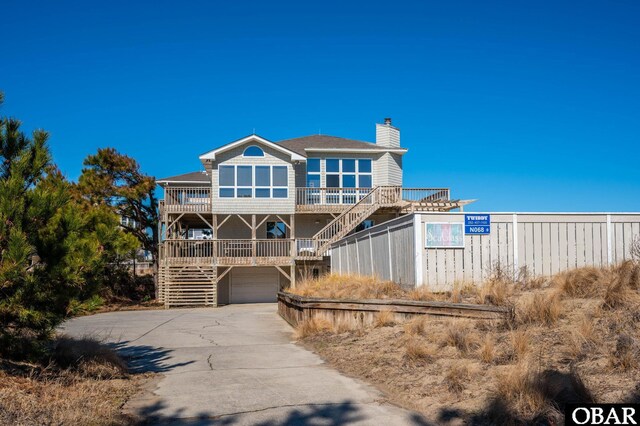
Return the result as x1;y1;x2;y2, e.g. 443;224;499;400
375;117;400;148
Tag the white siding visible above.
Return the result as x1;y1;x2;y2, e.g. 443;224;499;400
374;152;403;186
375;123;400;148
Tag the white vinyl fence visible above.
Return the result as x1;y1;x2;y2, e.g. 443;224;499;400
331;213;640;290
331;215;416;288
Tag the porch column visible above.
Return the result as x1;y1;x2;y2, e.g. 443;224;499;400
251;214;257;266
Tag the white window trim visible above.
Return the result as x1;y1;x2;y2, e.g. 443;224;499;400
306;158;321;188
242;145;265;157
219;164;289;199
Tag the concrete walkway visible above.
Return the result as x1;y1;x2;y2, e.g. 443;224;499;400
61;304;430;425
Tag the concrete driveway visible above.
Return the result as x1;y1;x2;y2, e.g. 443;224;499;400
61;304;429;425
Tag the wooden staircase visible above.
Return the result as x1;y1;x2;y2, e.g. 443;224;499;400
311;186;402;256
158;264;217;307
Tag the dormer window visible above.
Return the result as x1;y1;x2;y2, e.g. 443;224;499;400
243;145;264;157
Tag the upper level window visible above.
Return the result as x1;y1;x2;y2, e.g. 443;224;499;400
219;164;288;198
219;166;235;198
243;145;264;157
306;158;321;188
325;158;372;188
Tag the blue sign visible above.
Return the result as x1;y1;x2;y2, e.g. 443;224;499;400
464;214;491;235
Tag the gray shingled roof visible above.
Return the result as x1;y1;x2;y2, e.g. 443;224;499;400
157;171;210;184
276;135;388;157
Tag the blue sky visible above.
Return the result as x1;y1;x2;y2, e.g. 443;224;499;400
1;0;639;211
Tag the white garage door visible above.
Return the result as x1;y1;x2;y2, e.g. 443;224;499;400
230;267;279;304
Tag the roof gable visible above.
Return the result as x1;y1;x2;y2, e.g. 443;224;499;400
199;134;306;163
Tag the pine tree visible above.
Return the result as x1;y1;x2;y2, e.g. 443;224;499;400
0;94;137;358
78;148;159;263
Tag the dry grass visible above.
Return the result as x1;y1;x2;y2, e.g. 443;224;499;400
515;291;563;326
442;320;478;355
288;273;406;300
451;281;478;303
373;310;396;328
478;334;496;364
297;262;640;424
295;317;335;339
403;316;427;337
407;286;447;302
552;266;607;298
509;329;531;361
0;336;145;426
488;365;595;424
602;261;640;309
444;361;471;394
563;314;600;359
609;334;639;371
52;336;127;379
477;277;512;306
491;362;547;420
289;273;491;305
404;338;436;362
0;370;141;425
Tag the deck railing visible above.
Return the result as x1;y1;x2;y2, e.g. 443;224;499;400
161;238;294;266
295;186;450;211
401;188;450;202
295;187;373;211
163;186;211;213
161;239;215;265
160;186;450;213
295;238;329;259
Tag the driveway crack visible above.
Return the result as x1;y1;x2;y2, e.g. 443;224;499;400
129;313;186;343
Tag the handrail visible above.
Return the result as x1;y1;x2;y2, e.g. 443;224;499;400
310;186;402;256
163;186;211;212
295;187;373;206
160;238;294;265
401;188;450;202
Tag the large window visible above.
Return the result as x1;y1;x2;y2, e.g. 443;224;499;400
219;165;288;198
325;158;373;203
236;165;252;198
306;158;321;188
325;158;372;188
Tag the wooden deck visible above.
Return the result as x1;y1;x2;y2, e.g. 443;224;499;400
161;239;297;266
157;185;474;307
160;186;461;215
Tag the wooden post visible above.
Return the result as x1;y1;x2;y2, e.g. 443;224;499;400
290;214;296;258
291;265;296;289
251;214;257;266
290;214;296;288
213;214;218;262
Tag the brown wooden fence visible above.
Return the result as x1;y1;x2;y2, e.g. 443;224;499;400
277;291;509;328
